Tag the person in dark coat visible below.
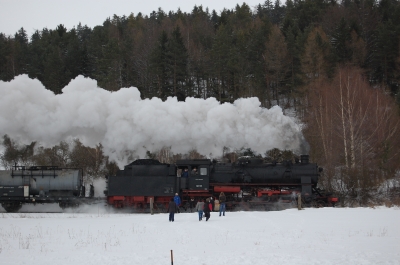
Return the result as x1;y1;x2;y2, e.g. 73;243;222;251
204;198;212;221
181;168;189;178
189;197;196;212
219;192;226;216
167;198;177;222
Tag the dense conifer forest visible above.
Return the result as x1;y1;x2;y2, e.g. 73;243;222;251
1;0;400;205
1;0;400;104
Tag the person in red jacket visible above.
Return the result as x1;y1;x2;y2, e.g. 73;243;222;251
203;198;212;221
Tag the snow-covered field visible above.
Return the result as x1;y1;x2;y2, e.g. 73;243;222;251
0;206;399;265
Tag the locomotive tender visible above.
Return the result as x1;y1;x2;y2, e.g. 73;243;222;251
106;155;337;211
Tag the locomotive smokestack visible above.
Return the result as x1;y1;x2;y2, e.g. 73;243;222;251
300;155;309;164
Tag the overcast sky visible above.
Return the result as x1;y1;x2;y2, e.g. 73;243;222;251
0;0;263;37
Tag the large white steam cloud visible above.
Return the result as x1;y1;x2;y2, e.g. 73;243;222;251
0;75;308;163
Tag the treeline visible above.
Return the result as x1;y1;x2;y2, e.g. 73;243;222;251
0;135;119;180
1;0;400;106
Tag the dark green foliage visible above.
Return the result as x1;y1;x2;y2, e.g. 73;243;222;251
370;20;400;94
0;28;29;80
168;26;188;98
331;18;352;64
0;1;399;107
151;30;170;99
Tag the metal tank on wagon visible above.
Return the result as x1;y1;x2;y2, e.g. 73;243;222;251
0;165;92;212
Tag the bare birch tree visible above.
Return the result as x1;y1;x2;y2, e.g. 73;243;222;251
305;66;400;203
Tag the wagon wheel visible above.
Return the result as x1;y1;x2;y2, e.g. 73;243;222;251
263;195;271;202
156;203;166;213
59;202;66;210
311;200;319;208
1;202;22;213
316;200;326;208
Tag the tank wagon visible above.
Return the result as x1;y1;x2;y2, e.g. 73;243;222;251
106;155;338;211
0;165;93;212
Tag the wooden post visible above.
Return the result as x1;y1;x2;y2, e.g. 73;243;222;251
150;197;154;215
297;193;302;210
170;249;174;265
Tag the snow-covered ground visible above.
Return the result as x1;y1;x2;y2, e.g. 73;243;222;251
0;206;399;265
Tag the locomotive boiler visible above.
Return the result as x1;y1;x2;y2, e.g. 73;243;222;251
106;155;337;211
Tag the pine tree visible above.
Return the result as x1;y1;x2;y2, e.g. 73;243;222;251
263;25;290;106
211;24;232;101
284;24;304;106
28;30;45;81
0;34;13;80
13;27;29;75
151;30;170;99
167;26;188;99
43;45;64;94
371;20;399;93
331;18;352;64
301;26;331;82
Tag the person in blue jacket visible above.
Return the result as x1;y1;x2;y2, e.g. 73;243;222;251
174;193;181;213
181;168;189;178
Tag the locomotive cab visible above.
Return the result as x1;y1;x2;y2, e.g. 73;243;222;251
176;159;211;192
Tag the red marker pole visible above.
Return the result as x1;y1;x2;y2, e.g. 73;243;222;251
170;250;174;265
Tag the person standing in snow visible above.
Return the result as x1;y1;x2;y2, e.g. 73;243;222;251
219;192;226;216
204;198;212;221
167;198;177;222
195;198;205;221
174;193;181;213
189;197;196;212
210;196;215;211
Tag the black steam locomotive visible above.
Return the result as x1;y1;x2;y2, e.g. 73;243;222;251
106;155;337;211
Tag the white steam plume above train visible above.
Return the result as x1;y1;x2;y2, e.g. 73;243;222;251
0;75;308;163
